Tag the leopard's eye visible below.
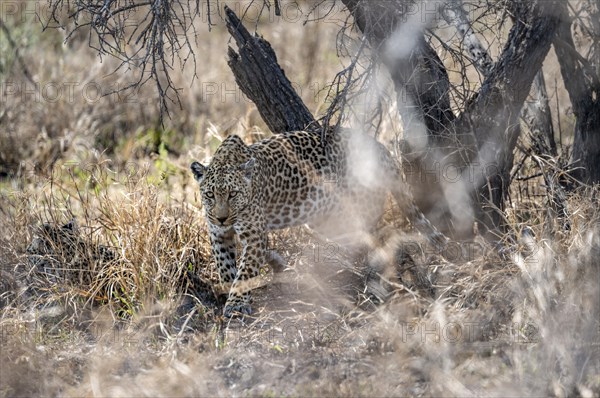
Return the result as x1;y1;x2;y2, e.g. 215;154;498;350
229;191;238;198
205;191;214;199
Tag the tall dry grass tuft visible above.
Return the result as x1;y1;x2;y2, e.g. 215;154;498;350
506;186;600;395
94;182;210;316
1;158;216;323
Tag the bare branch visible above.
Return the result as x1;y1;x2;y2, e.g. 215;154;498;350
441;0;494;76
45;0;201;123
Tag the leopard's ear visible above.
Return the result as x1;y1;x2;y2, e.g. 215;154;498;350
190;161;206;182
63;218;79;234
239;158;255;181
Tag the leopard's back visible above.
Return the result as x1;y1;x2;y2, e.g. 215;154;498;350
248;130;393;239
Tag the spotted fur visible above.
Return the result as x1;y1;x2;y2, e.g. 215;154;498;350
27;218;115;285
191;129;447;316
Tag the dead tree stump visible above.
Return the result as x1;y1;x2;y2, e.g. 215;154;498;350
224;6;318;133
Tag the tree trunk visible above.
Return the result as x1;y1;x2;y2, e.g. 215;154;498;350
444;0;560;232
224;6;318;133
553;1;600;185
340;0;458;236
523;71;557;157
454;0;561;236
342;0;560;239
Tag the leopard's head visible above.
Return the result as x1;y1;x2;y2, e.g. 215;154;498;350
27;218;79;257
26;218;81;274
191;137;255;227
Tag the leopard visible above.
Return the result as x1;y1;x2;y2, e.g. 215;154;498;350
27;218;115;286
190;128;448;317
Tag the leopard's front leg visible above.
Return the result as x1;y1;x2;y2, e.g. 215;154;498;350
225;216;267;317
208;225;237;288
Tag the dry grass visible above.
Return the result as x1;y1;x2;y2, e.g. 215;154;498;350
1;153;598;396
1;2;599;397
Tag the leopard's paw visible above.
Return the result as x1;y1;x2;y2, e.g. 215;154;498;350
223;301;252;318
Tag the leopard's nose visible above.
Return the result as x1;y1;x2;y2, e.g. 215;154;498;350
217;216;228;225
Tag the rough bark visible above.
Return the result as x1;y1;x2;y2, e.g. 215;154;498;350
444;1;562;234
553;1;600;185
224;6;318;133
341;0;456;140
